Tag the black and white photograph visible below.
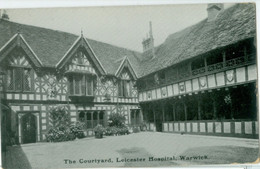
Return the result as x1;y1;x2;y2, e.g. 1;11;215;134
0;1;259;168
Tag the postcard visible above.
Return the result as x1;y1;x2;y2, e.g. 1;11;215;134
0;2;259;168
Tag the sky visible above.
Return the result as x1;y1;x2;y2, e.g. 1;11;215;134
5;3;234;52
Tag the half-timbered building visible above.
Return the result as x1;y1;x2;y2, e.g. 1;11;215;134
0;3;257;144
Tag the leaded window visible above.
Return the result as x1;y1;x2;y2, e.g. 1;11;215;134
118;80;131;97
6;67;33;91
68;74;93;96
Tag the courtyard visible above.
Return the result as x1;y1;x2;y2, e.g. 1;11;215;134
2;132;259;169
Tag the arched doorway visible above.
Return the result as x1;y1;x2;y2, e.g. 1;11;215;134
21;114;37;144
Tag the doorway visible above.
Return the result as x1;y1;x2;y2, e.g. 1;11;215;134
21;113;37;144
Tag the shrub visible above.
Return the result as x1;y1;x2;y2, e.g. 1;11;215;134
69;122;85;139
133;127;140;133
46;106;85;142
108;113;126;127
94;124;105;138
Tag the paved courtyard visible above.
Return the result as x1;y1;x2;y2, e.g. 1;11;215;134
2;132;259;169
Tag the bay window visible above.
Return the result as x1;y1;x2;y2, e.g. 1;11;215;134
68;74;93;96
6;67;33;91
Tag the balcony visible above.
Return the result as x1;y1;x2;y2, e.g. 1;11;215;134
68;95;94;103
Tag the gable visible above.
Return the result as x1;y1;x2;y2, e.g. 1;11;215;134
64;47;97;75
0;34;42;68
115;57;137;80
56;36;106;76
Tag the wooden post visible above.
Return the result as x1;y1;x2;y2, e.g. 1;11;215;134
172;103;176;121
153;105;156;131
244;45;248;62
204;57;208;72
184;101;187;121
97;111;100;124
134;110;136;125
162;102;165;122
198;96;201;120
223;51;226;67
212;95;217;120
91;112;94;128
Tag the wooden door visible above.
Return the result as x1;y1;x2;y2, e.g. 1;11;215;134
22;114;36;144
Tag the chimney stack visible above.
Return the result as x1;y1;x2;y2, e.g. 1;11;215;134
207;3;223;22
142;21;154;56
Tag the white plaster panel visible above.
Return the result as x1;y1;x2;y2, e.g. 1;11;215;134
42;125;46;130
71;117;77;122
223;122;231;133
167;85;173;97
161;87;167;98
22;94;27;100
215;122;222;133
226;70;235;85
42;119;46;123
236;67;246;83
42;95;47;100
179;82;185;94
70;111;77;116
156;88;161;99
192;78;199;91
199;76;207;90
152;90;156;100
143;92;147;101
245;122;252;134
15;94;19;100
186;123;191;132
174;123;179;131
41;113;46;117
255;122;258;134
216;72;225;86
169;123;173;132
7;94;12;100
163;123;168;132
185;80;192;92
207;122;213;133
173;84;179;95
192;123;198;132
248;65;257;81
36;94;41;100
139;93;143;101
200;123;206;132
235;122;242;134
180;123;185;132
207;74;216;88
29;94;34;100
23;106;30;111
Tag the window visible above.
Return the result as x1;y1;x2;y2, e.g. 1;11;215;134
118;80;131;97
79;111;105;129
68;75;93;96
6;67;33;91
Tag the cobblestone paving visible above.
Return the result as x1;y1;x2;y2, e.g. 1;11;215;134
3;132;259;169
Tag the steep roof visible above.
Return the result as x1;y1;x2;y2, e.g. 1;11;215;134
139;3;256;77
0;3;256;78
0;19;142;76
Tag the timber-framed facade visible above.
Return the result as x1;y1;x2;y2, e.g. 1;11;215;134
0;3;258;145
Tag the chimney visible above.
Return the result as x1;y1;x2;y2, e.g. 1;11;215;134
207;3;223;22
1;9;9;20
142;21;154;55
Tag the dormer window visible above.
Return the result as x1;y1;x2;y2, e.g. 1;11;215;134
68;74;93;96
6;66;33;92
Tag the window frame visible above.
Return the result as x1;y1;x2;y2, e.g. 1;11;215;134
68;74;94;96
118;79;132;98
6;66;34;92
